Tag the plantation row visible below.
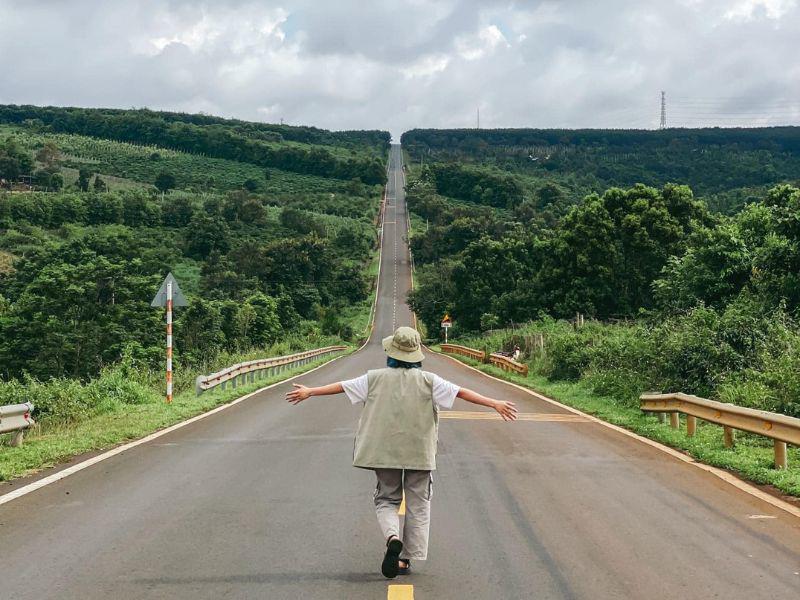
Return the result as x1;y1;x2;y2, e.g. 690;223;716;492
0;105;388;185
3;126;372;195
0;104;391;154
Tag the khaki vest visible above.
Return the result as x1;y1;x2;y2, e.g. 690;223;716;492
352;368;439;471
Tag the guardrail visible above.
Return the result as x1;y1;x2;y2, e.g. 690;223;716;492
196;346;348;395
0;402;35;447
489;353;529;376
440;344;486;362
640;392;800;469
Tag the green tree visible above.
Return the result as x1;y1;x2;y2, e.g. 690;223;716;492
85;192;124;224
185;213;231;260
162;195;195;227
154;171;177;193
176;298;226;360
50;193;87;225
0;137;34;181
35;141;62;173
50;172;64;191
77;168;92;192
235;293;281;348
408;259;458;335
0;232;165;379
243;178;260;192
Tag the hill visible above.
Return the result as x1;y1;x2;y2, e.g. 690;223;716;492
1;105;389;186
404;127;800;426
402;126;800;213
0;108;388;387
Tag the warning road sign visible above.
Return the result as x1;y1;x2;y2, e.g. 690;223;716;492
151;272;188;307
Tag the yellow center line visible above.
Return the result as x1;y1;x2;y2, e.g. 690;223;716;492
440;412;590;422
398;492;406;516
388;584;414;599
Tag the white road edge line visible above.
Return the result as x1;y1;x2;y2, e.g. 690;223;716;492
433;350;800;521
0;167;394;508
0;353;347;507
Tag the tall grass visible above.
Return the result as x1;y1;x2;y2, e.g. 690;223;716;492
457;302;800;418
0;335;344;426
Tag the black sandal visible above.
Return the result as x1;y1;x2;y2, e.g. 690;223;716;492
398;559;411;575
382;537;403;578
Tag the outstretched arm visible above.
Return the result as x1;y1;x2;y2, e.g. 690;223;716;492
286;382;344;405
457;387;518;421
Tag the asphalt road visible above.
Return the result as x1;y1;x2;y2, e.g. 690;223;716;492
1;145;800;599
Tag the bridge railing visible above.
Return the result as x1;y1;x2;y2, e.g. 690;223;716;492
196;346;348;395
489;353;529;376
440;344;486;362
640;392;800;469
0;402;35;447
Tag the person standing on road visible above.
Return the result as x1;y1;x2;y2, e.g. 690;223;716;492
286;326;518;578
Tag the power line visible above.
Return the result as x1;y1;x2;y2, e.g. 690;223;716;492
659;93;800;127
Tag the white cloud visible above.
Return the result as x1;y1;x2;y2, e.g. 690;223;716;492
0;0;798;137
401;54;451;79
455;24;510;60
724;0;797;20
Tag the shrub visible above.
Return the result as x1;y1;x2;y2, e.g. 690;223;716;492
543;328;594;381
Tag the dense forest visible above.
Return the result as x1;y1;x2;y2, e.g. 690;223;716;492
402;126;800;213
406;129;800;418
0;109;387;396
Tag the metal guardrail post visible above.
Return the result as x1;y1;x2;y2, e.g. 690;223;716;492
641;392;799;469
1;402;35;447
775;441;788;469
723;426;735;448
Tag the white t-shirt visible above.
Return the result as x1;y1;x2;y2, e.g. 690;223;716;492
341;371;460;409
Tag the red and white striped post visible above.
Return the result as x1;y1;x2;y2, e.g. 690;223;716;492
166;281;173;403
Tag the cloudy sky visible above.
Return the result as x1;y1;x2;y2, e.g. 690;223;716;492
1;0;799;137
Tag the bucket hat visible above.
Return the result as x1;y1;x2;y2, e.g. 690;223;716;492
382;326;425;363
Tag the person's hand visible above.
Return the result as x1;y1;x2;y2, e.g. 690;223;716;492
492;399;518;421
286;383;312;405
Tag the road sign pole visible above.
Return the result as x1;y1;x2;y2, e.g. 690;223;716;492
441;313;452;344
166;281;173;403
151;272;187;404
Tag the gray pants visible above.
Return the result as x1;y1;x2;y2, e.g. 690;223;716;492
373;469;433;560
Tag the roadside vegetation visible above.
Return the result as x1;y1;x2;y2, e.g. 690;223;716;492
435;347;800;497
0;106;387;480
0;342;347;481
405;129;800;495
